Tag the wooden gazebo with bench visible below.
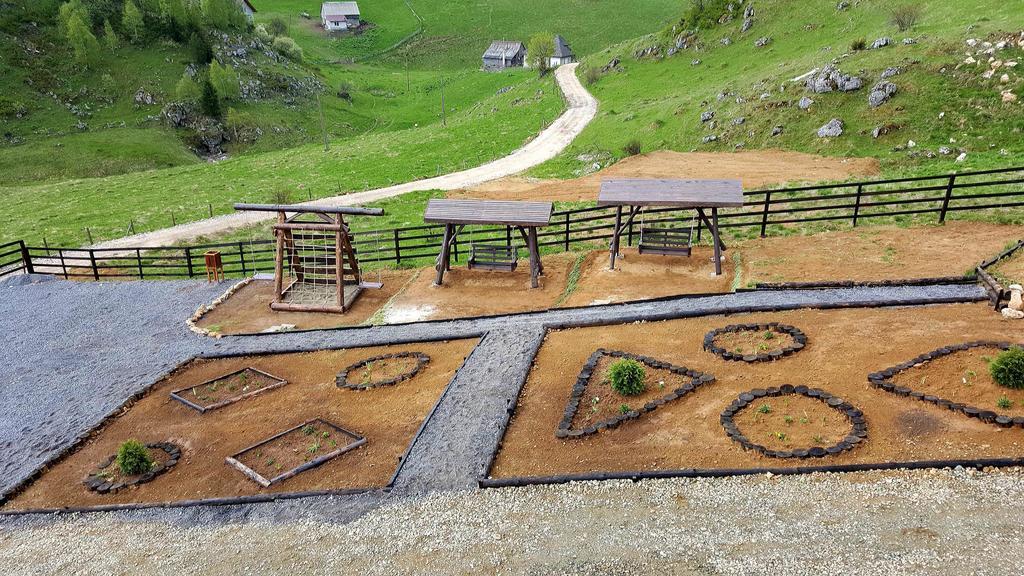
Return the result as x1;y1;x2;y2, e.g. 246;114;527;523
423;199;553;288
598;178;745;276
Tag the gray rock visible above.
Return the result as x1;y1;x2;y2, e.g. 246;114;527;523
870;37;892;49
837;1;850;10
732;117;746;125
939;146;952;155
868;81;898;108
902;38;916;45
771;125;784;136
744;4;755;19
161;103;192;128
701;134;719;143
691;59;701;66
721;38;732;46
742;18;754;33
817;118;844;138
755;36;771;47
880;67;902;79
805;64;863;93
74;120;88;131
798;96;814;110
133;89;155;106
700;110;715;123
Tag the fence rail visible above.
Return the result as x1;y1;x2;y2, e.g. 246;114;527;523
4;166;1024;282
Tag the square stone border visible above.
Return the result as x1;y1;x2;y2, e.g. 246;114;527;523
170;367;288;413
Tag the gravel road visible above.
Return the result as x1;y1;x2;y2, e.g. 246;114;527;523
86;63;597;251
3;468;1023;575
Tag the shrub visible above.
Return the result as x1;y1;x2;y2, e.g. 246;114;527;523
122;0;144;44
175;72;202;102
200;77;222;118
116;440;154;476
608;358;646;396
990;347;1024;390
584;66;601;86
273;36;303;62
685;0;732;29
189;32;213;64
889;4;922;32
622;139;642;156
209;61;240;100
267;16;288;37
850;38;866;51
337;79;354;102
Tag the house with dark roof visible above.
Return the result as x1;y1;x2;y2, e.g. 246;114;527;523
549;35;575;67
238;0;256;21
321;2;361;31
482;40;526;71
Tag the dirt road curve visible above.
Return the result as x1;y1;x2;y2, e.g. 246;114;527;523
93;63;597;250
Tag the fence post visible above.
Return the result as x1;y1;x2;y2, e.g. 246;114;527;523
939;174;956;223
19;241;33;274
852;184;863;227
89;250;99;281
627;215;634;247
238;241;247;274
564;213;570;251
59;248;68;279
759;191;772;237
185;247;194;278
393;229;402;265
137;249;144;279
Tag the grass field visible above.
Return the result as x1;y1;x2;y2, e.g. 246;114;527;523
530;0;1024;179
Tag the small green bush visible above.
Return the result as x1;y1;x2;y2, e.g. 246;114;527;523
889;4;922;32
622;139;642;157
850;38;866;51
116;440;154;476
273;36;304;62
608;358;646;396
584;66;602;86
990;347;1024;390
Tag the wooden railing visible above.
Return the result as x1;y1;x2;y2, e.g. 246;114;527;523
4;166;1024;281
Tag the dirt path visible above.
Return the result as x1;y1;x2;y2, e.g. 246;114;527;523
88;64;598;250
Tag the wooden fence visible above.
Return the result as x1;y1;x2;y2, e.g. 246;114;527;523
4;165;1024;281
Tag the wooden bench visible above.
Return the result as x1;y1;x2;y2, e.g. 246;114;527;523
638;227;692;257
468;243;518;272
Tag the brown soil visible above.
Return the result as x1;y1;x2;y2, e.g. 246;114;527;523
5;339;477;511
176;368;282;410
195;270;414;334
92;446;172;486
490;303;1024;478
742;221;1024;284
732;395;848;450
572;356;693;429
891;346;1024;418
713;330;797;357
233;420;362;484
345;355;421;387
561;247;734;307
450;150;881;202
383;253;576;322
990;248;1024;285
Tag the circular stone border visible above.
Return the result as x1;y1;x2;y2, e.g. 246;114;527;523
720;385;867;459
703;323;807;362
336;351;430;390
868;341;1024;429
83;442;181;494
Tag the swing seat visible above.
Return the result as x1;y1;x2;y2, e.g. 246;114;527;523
638;227;693;257
358;281;384;290
468;243;518;272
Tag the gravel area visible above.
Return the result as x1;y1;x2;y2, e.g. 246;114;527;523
0;279;228;499
3;467;1024;574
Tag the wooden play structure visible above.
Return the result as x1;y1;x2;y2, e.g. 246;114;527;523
233;203;384;313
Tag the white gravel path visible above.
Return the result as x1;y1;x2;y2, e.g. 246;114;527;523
88;63;597;250
3;468;1023;575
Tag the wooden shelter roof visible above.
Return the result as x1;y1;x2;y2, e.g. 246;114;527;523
597;179;745;208
424;199;553;227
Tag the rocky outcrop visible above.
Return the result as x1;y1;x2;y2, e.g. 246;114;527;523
700;110;715;123
870;37;892;50
817;118;844;138
798;96;814;110
805;65;863;93
868;81;898;108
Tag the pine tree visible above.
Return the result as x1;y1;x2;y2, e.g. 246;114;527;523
122;0;144;44
200;77;222;118
102;18;119;51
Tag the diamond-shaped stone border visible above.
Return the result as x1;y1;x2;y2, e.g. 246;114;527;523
703;323;807;362
336;352;430;390
555;349;715;439
868;341;1024;429
83;442;181;494
720;385;867;458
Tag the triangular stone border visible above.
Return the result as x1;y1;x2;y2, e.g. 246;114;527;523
555;349;715;438
868;341;1024;429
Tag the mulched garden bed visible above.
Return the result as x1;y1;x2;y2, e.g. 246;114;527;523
83;442;181;494
227;419;366;487
336;352;430;390
489;303;1024;480
703;323;806;362
170;367;287;412
2;339;477;512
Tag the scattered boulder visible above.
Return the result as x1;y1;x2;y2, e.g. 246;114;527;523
880;67;902;79
836;1;850;10
805;64;863;93
133;89;155;106
956;152;968;162
732;117;746;125
817;118;844;138
601;57;622;73
754;36;771;48
701;134;719;143
692;59;702;66
162;103;192;128
871;124;898;138
742;18;754;33
74;120;88;131
771;125;784;136
902;38;916;45
1003;90;1018;103
870;37;892;49
744;4;755;19
938;146;952;155
700;110;715;123
798;96;814;110
721;38;732;46
868;81;898;107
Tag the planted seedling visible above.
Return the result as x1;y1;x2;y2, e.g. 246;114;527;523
784;415;794;425
302;424;316;435
757;404;772;414
773;431;787;441
997;395;1014;409
619;403;631;415
812;435;824;444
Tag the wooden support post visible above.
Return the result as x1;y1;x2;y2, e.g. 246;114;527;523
527;227;541;288
711;207;723;276
273;212;285;303
852;184;863;227
759;190;772;237
696;209;727;251
939;174;957;223
89;250;99;280
609;206;622;270
19;241;32;274
434;224;453;285
335;214;345;311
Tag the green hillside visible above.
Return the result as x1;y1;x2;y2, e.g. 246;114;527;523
533;0;1024;178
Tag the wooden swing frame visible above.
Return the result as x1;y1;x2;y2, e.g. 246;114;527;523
233;203;384;314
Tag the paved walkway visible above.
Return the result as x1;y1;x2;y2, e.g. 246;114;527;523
88;63;598;250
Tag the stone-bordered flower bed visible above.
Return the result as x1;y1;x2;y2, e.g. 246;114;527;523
225;418;367;487
721;385;867;458
869;341;1024;428
83;442;181;494
336;352;430;390
556;349;715;438
170;367;287;413
703;323;807;362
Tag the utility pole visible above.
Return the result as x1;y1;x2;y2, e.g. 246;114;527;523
439;74;446;127
317;93;329;152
